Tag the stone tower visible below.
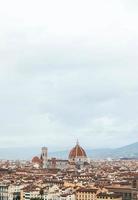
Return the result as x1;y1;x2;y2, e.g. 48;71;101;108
41;147;48;168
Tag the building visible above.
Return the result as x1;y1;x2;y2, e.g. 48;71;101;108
32;141;89;170
69;141;89;168
75;188;98;200
0;183;9;200
41;147;48;169
97;193;122;200
106;185;132;200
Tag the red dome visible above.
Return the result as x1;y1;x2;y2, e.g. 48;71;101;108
69;142;87;159
32;156;42;164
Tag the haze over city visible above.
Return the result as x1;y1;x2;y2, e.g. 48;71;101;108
0;0;138;151
1;2;138;200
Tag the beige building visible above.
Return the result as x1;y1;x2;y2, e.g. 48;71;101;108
97;193;122;200
76;188;98;200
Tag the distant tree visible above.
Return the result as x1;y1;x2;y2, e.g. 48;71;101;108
40;188;44;200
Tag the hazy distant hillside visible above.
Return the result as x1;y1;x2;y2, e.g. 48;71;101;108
113;142;138;158
90;142;138;159
0;142;138;160
50;143;138;159
87;142;138;159
0;147;40;160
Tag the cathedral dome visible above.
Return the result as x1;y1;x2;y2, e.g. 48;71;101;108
32;156;42;164
69;141;87;159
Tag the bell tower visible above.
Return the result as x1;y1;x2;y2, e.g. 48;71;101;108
41;147;48;168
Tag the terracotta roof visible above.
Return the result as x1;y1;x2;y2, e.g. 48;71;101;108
76;188;98;193
32;156;42;164
69;142;87;159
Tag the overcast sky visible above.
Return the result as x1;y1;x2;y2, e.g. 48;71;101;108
0;0;138;150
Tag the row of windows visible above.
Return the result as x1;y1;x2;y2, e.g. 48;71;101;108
0;197;8;200
77;196;95;198
123;193;131;197
97;197;113;199
0;188;8;192
77;198;94;200
77;194;95;197
77;194;95;195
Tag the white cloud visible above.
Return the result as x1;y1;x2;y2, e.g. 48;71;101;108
0;0;138;149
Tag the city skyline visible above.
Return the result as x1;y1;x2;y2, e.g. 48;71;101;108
0;0;138;149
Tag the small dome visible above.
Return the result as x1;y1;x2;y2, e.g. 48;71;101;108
32;156;42;164
69;141;87;159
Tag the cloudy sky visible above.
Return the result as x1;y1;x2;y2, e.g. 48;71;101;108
0;0;138;151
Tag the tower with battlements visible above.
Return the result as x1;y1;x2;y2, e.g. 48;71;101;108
41;147;48;168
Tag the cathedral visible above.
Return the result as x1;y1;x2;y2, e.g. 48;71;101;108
32;141;89;169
